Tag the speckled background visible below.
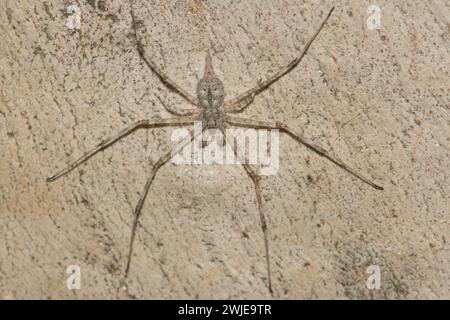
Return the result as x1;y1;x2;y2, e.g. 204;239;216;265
0;0;448;299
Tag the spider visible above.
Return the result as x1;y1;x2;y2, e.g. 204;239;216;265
48;4;383;296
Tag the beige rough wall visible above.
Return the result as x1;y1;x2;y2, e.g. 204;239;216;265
0;0;449;299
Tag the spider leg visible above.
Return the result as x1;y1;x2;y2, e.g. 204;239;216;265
155;93;199;117
221;128;274;296
224;7;334;113
224;94;255;115
226;115;383;190
47;116;197;182
129;0;199;107
124;125;204;278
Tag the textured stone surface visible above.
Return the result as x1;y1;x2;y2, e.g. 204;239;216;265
0;0;448;299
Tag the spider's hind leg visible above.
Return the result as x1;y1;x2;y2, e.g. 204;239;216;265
123;125;203;281
222;129;274;296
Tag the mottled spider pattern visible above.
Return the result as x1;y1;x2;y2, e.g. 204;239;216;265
197;53;227;129
48;2;382;296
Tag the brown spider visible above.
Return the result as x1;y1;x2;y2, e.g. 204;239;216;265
48;4;382;296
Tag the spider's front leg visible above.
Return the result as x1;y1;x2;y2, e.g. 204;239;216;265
226;115;383;190
223;93;255;114
224;7;335;114
129;0;199;109
125;124;205;278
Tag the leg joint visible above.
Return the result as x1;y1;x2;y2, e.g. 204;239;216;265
275;121;287;129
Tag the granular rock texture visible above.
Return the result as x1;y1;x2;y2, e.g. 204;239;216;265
0;0;448;299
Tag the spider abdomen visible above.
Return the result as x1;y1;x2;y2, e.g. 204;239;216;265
197;77;226;129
